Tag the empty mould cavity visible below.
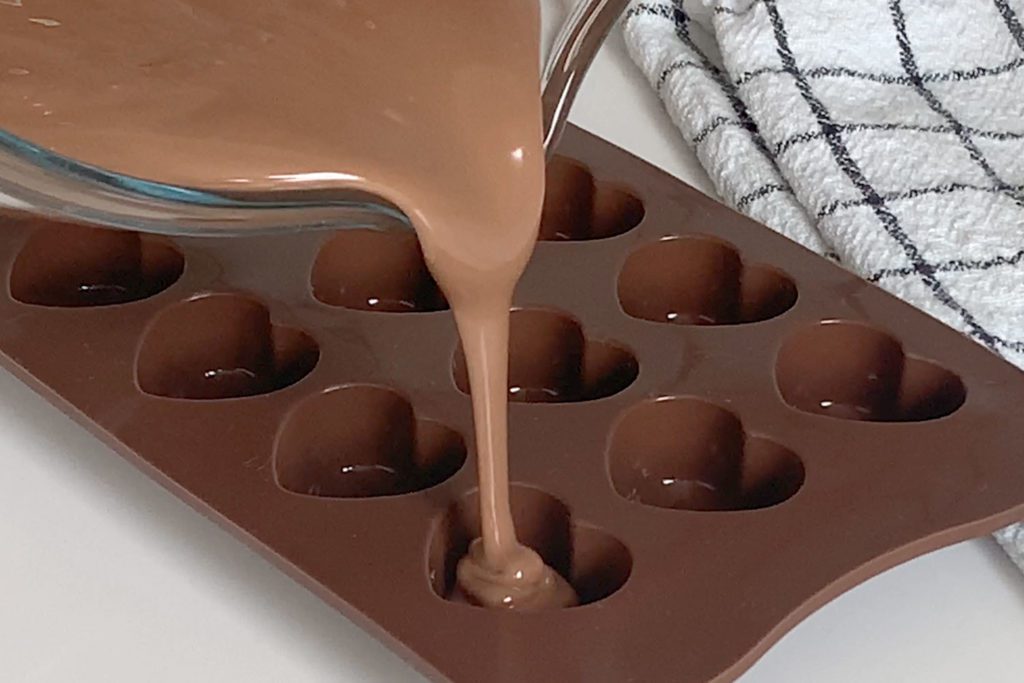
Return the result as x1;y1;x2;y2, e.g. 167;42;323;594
311;228;448;312
776;320;966;422
10;221;184;307
608;397;804;511
274;385;465;498
539;156;644;241
428;485;631;608
136;293;319;400
452;308;638;403
618;235;797;325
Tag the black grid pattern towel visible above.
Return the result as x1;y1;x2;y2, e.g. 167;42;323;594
623;0;1024;571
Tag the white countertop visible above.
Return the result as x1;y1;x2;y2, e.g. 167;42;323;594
3;4;1024;682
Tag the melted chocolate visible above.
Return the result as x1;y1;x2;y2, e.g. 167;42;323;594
0;0;575;609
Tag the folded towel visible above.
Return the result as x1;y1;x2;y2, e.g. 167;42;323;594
623;0;1024;571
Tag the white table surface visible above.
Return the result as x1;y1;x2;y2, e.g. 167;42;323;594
3;4;1024;681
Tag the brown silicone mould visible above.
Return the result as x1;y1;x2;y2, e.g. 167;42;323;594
1;126;1023;682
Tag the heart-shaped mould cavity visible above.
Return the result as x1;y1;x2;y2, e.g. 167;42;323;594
274;384;465;498
776;320;966;422
608;397;804;511
136;293;319;400
452;308;638;403
311;228;447;312
10;221;184;307
539;156;644;241
428;485;632;608
618;235;797;325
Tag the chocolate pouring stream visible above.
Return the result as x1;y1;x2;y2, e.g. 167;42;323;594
0;0;575;608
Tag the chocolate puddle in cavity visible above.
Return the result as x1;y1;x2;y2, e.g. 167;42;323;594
1;1;577;609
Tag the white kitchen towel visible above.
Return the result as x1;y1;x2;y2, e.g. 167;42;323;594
622;0;1024;571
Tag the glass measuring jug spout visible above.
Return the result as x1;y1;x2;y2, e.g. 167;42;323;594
0;0;627;237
